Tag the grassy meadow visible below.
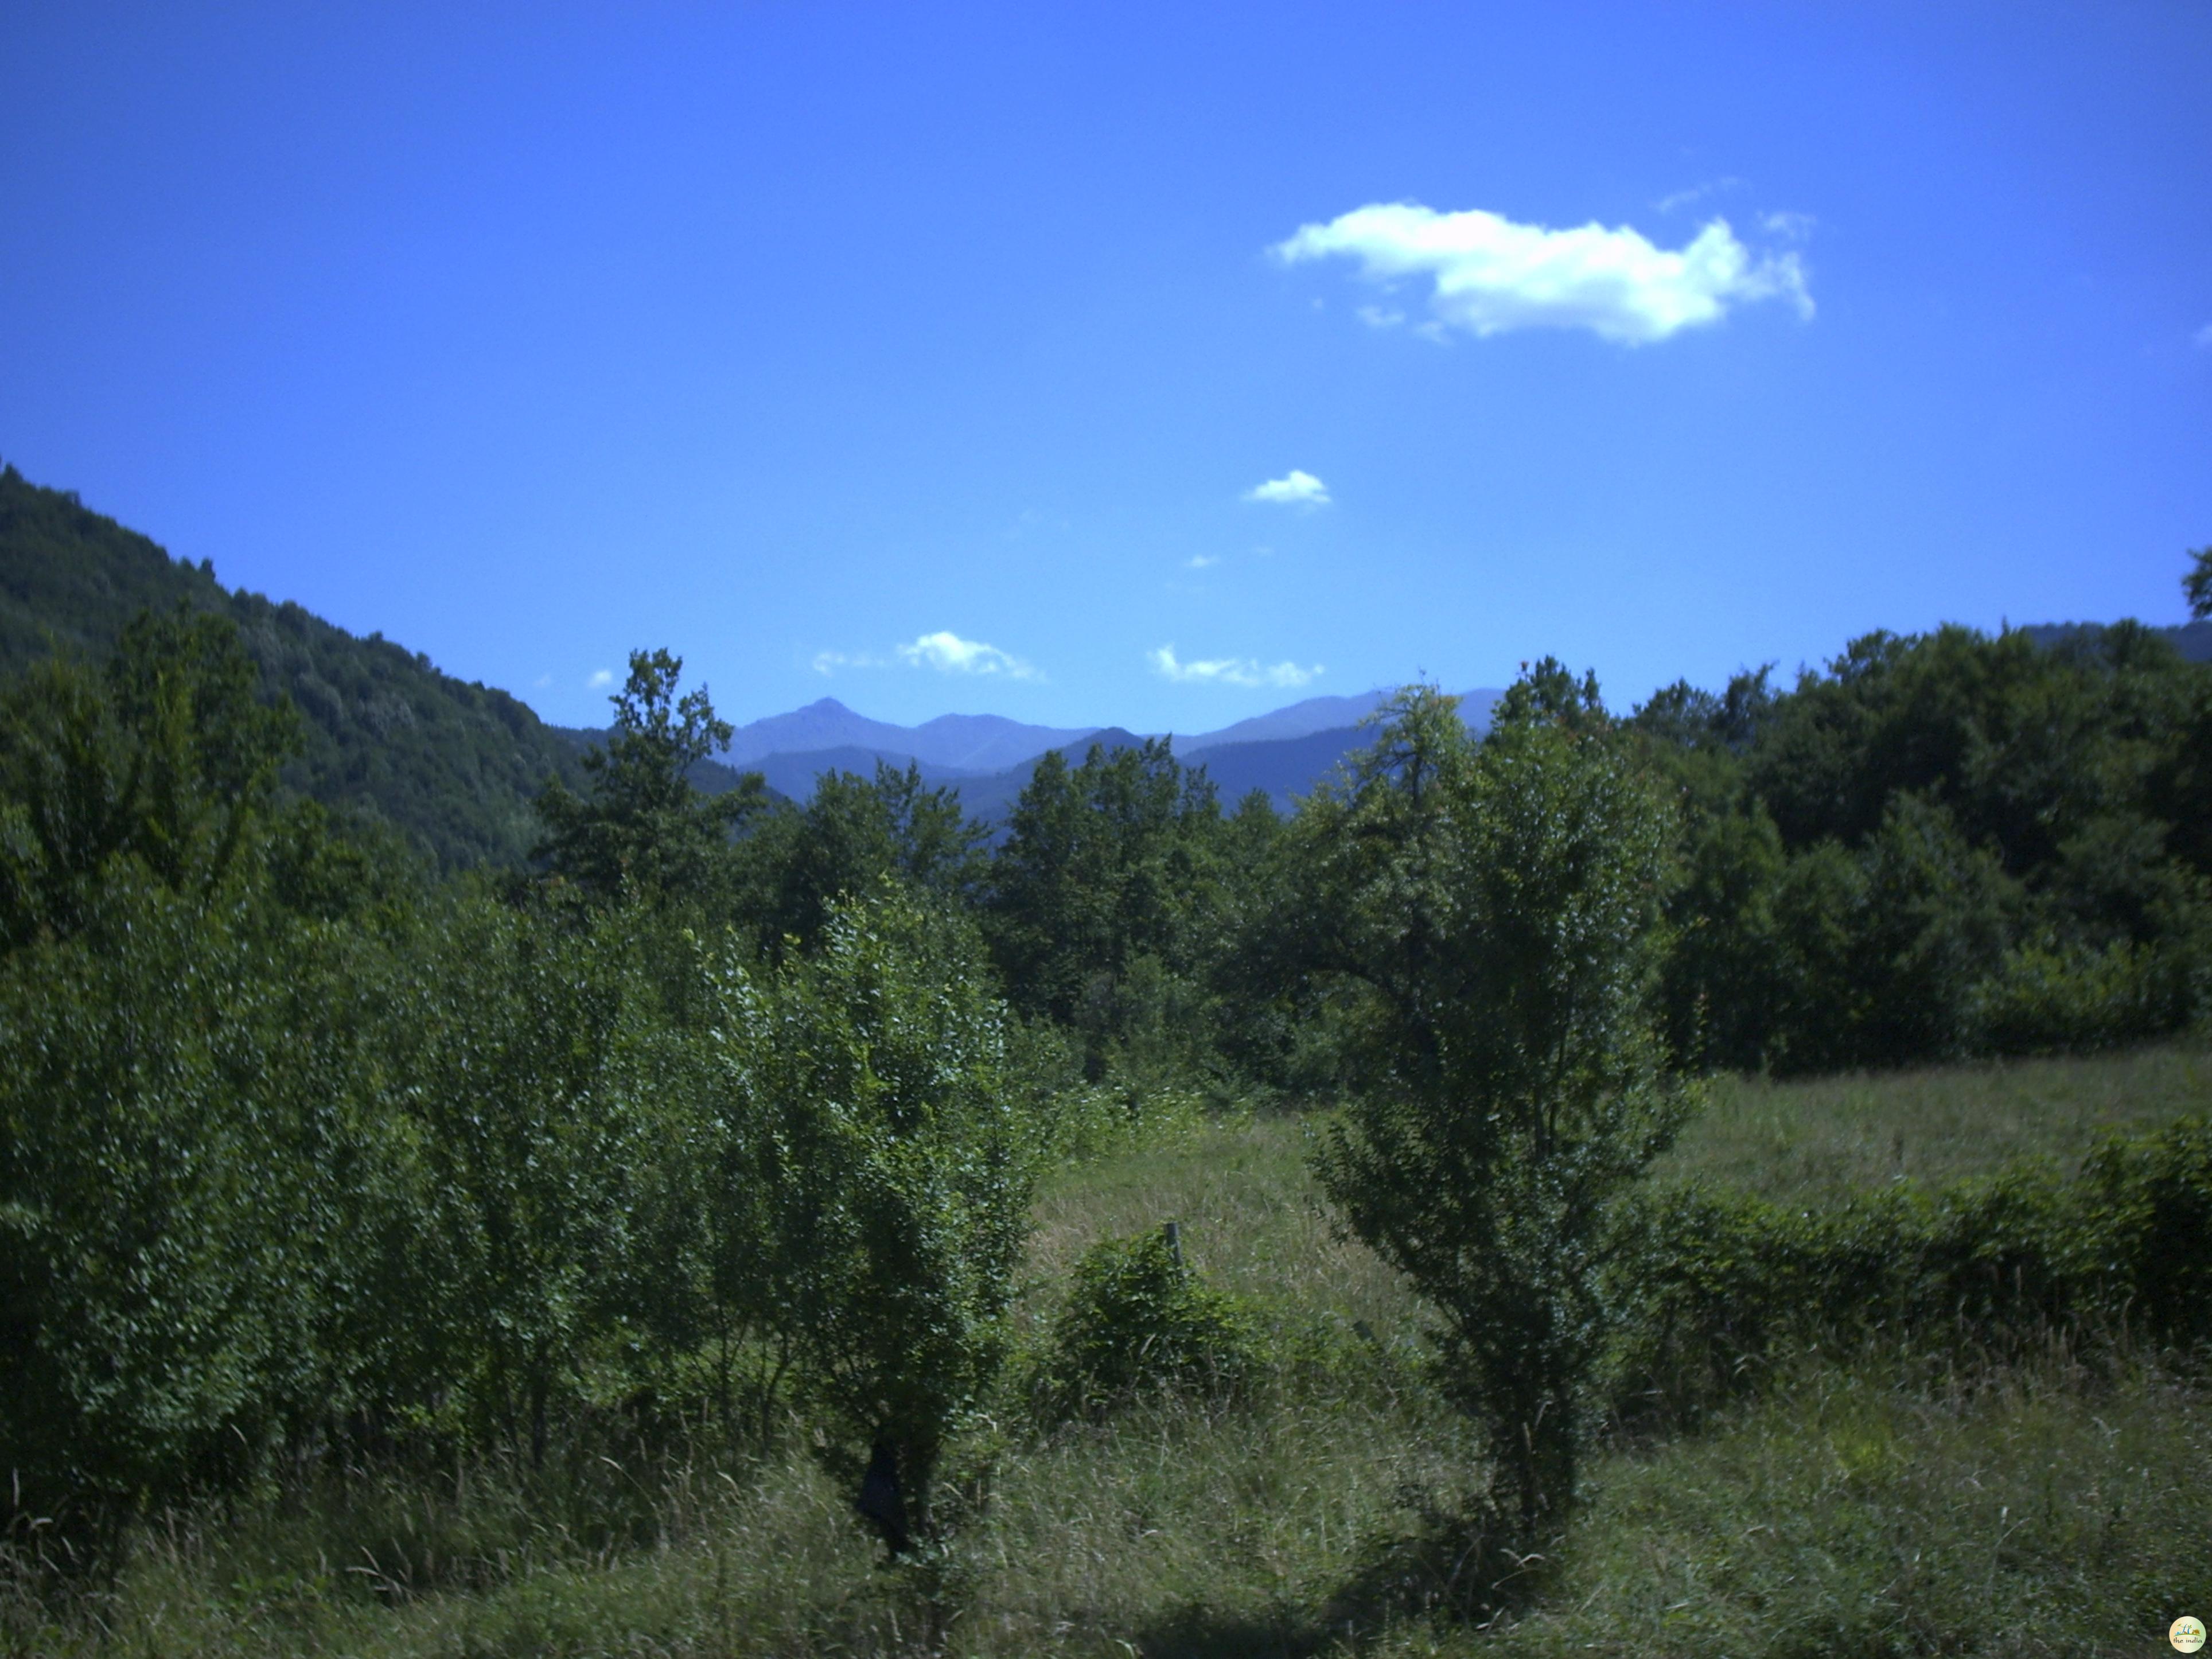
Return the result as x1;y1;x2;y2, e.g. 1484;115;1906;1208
7;1043;2207;1658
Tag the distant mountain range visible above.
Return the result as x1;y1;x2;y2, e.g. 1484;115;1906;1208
6;462;2203;859
720;699;1101;773
2019;620;2212;664
714;689;1510;820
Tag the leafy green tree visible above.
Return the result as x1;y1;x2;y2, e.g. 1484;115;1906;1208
703;890;1033;1553
742;760;986;957
1645;622;2212;1068
393;897;654;1465
2186;545;2212;621
1291;683;1683;1531
1656;800;1789;1073
986;738;1222;1077
0;870;399;1521
0;607;299;950
535;649;765;906
1492;653;1609;734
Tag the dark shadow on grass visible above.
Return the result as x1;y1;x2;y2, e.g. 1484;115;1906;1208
1124;1496;1556;1659
1130;1599;1333;1659
1319;1491;1555;1641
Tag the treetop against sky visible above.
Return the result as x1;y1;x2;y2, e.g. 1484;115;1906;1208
1;1;2206;731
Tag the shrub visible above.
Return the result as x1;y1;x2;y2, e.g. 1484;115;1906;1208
1606;1114;2212;1425
703;889;1035;1555
1034;1227;1263;1422
1970;936;2180;1056
1296;684;1683;1530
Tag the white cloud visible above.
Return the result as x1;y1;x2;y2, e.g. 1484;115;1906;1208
1762;210;1817;242
1273;201;1813;345
1357;304;1406;329
1186;553;1220;570
894;630;1040;680
1149;645;1322;690
587;668;615;688
1244;469;1331;508
812;633;1039;679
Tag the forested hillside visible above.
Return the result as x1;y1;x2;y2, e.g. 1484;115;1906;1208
0;464;593;867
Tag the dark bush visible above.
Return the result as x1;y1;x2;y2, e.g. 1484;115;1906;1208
1034;1228;1263;1422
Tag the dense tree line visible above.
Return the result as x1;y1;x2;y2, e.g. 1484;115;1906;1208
3;558;2208;1564
1634;613;2212;1073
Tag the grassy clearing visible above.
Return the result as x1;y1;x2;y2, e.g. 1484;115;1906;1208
1026;1108;1419;1341
9;1043;2208;1657
1657;1039;2211;1201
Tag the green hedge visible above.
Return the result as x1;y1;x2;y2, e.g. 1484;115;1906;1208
1609;1115;2212;1422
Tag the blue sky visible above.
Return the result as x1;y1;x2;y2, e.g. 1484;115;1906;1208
2;1;2207;733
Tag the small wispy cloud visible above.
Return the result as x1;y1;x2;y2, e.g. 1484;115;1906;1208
1186;553;1221;570
813;632;1041;680
1656;177;1743;215
897;630;1040;679
1357;304;1406;329
587;668;615;689
1761;210;1817;242
1274;201;1813;345
2195;322;2212;349
1150;645;1322;690
1244;469;1331;508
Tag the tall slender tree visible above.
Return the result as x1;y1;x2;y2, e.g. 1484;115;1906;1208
1292;682;1683;1531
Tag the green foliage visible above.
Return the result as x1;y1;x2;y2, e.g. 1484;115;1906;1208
2186;544;2212;621
534;649;765;907
384;896;668;1464
1637;621;2212;1073
1774;793;2020;1073
0;871;395;1522
1294;681;1684;1528
6;1054;2209;1654
1609;1114;2212;1424
702;890;1035;1549
1656;799;1787;1072
739;760;986;957
1968;935;2182;1056
1491;652;1609;734
0;609;300;950
1033;1228;1263;1421
986;738;1228;1080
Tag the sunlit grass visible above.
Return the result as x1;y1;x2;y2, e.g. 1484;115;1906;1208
1479;1354;2212;1659
1658;1038;2211;1200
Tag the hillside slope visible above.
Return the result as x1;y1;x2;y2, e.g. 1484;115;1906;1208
0;465;590;868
